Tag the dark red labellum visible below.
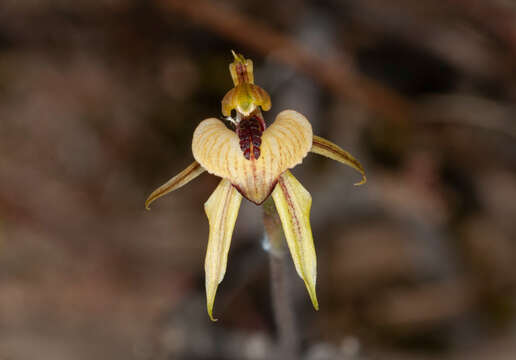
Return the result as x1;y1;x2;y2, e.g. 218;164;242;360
236;115;264;160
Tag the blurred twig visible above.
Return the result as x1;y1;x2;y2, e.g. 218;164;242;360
416;94;516;140
449;0;516;61
157;0;413;124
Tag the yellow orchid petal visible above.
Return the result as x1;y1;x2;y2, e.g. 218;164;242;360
145;161;205;210
204;178;243;321
271;170;319;310
192;110;312;205
223;51;271;116
311;135;367;186
221;84;271;117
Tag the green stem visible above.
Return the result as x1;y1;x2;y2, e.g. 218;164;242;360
263;197;299;360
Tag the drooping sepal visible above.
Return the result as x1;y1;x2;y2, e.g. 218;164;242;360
271;170;319;310
145;161;205;210
192;111;312;205
204;179;243;321
311;135;367;185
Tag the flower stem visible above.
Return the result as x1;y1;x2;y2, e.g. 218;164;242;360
263;197;299;360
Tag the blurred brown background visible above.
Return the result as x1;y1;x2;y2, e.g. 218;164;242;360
1;0;516;359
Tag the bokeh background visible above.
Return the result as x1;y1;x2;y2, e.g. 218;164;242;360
1;0;516;359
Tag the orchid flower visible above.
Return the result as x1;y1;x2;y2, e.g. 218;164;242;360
145;51;366;321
